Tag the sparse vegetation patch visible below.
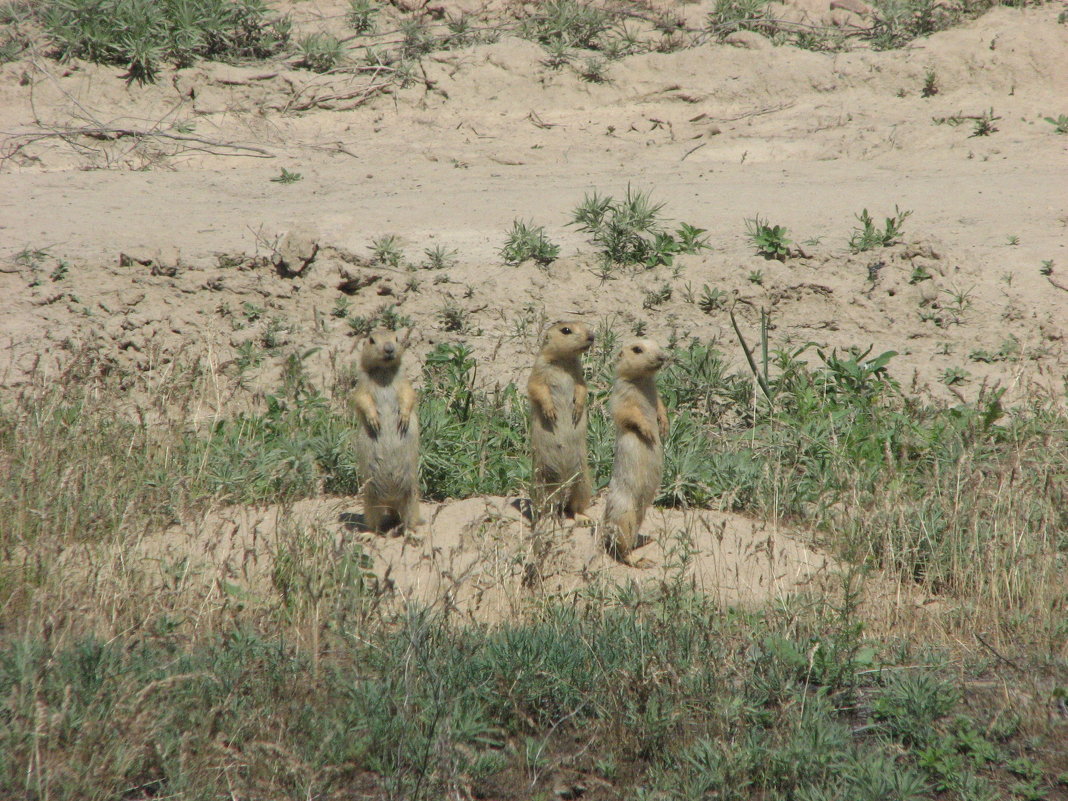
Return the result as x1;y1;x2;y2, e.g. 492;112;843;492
40;0;291;83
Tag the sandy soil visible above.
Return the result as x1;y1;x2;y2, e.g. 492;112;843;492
2;1;1066;615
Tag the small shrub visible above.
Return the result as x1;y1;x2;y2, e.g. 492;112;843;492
642;283;672;310
500;220;559;266
541;38;572;68
921;67;939;97
570;186;709;269
296;32;344;72
423;244;458;270
437;301;468;333
578;55;607;83
42;0;291;83
970;108;1000;137
370;234;404;267
347;0;377;34
399;18;436;59
698;285;726;313
871;671;960;746
347;304;412;336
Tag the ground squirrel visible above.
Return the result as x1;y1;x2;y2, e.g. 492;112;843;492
527;320;596;520
603;338;669;560
351;329;421;534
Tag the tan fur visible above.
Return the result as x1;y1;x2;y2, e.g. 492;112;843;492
527;320;595;520
603;338;670;560
351;329;421;534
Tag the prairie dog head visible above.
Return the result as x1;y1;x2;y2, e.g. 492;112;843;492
539;320;595;361
615;338;669;380
361;329;405;373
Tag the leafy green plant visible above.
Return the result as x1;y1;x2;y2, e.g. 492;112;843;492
940;366;969;386
331;296;350;319
642;283;672;310
423;244;457;270
541;37;572;68
0;2;34;63
707;0;774;38
745;215;793;261
399;17;436;59
270;167;302;184
698;285;726;313
370;234;404;267
437;301;468;333
1043;114;1068;134
295;32;344;72
578;55;607;82
921;67;939;97
500;220;559;266
866;0;960;49
347;0;378;34
871;671;960;746
520;0;609;49
910;264;933;283
347;303;412;336
849;206;912;252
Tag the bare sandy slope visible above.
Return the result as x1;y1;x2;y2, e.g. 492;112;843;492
1;2;1066;612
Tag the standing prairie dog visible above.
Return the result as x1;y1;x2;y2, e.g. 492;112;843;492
527;320;596;520
603;338;670;560
351;329;421;534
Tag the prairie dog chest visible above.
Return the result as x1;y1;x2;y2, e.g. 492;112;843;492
614;383;658;429
545;369;580;411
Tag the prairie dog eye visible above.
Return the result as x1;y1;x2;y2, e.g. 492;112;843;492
561;326;572;335
632;345;643;354
369;336;376;345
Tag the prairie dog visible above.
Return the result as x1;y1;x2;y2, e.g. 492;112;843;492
527;320;595;520
351;329;421;534
603;338;670;559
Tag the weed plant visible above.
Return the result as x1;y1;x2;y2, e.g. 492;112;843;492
519;0;610;49
849;205;912;252
1044;114;1068;134
295;31;344;73
745;215;793;261
970;108;1001;137
500;220;560;266
346;0;377;34
571;187;709;269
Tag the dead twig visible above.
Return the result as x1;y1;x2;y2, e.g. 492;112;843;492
1045;274;1068;293
5;126;274;156
680;141;706;161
